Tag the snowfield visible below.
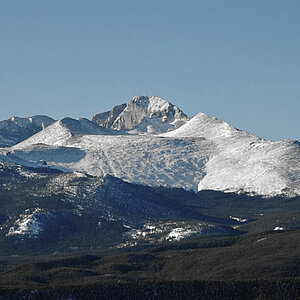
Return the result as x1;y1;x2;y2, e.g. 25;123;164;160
8;132;213;191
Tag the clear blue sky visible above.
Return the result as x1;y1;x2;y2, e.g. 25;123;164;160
0;0;299;140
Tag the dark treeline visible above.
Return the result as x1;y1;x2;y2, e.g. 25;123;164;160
1;280;300;299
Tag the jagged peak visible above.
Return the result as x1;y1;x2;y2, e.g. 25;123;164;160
5;115;54;127
129;95;186;119
92;95;188;133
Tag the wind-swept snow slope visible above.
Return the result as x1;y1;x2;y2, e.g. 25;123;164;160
163;113;300;196
10;135;212;191
13;117;120;146
2;99;300;197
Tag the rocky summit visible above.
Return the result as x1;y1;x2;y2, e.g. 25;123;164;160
92;95;189;133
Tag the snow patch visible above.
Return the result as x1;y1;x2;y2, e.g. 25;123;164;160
7;208;51;238
121;220;222;247
256;237;267;243
274;226;285;231
230;216;248;223
166;228;195;241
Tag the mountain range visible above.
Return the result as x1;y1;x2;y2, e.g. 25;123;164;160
1;95;300;197
1;95;300;296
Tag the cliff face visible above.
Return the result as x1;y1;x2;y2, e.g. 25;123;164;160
92;96;189;134
92;103;126;128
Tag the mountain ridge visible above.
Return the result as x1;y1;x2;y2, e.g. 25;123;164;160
13;117;121;147
1;95;300;197
0;115;55;147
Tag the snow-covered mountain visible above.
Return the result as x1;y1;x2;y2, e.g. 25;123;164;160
163;113;300;196
13;117;121;147
0;115;55;147
1;96;300;197
162;112;259;144
92;96;189;134
2;95;300;260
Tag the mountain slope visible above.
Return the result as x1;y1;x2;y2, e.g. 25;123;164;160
161;112;259;145
162;113;300;196
6;135;212;190
0;161;236;255
0;115;55;147
198;139;300;196
13;117;120;147
6;132;300;196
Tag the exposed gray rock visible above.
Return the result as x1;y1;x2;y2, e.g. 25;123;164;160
92;103;126;128
92;96;189;134
0;115;55;147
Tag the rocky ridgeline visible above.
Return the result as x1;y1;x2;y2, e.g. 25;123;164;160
0;115;55;147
